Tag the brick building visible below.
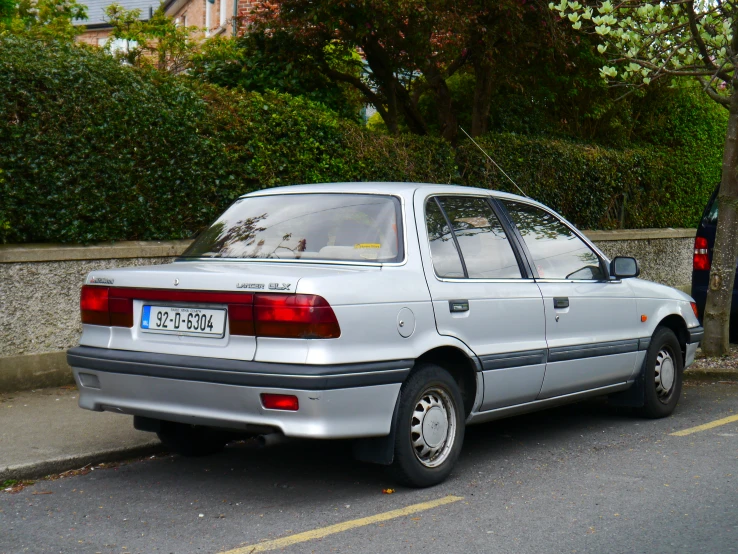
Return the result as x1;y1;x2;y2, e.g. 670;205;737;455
75;0;257;46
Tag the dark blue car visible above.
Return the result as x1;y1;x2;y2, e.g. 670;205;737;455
691;186;738;338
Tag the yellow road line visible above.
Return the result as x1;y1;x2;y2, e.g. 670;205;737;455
670;414;738;436
219;494;464;554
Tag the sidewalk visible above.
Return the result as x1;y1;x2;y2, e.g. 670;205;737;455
1;352;736;484
0;385;162;483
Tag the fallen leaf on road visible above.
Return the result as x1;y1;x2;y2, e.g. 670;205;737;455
382;488;395;494
32;491;53;495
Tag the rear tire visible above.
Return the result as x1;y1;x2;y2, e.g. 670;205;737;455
637;327;683;419
156;421;230;457
388;364;465;488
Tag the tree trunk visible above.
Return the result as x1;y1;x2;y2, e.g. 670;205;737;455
471;54;495;137
363;39;428;136
394;84;429;136
702;90;738;356
424;63;456;141
384;81;400;135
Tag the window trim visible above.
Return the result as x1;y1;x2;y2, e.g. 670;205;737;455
496;198;611;283
433;197;469;278
176;192;408;267
487;198;535;279
424;194;530;282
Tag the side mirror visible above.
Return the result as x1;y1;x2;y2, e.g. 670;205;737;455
610;256;640;279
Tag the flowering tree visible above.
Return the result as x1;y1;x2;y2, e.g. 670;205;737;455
552;0;738;356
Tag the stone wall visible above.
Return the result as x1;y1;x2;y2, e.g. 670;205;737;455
0;241;189;392
585;229;695;290
0;229;696;392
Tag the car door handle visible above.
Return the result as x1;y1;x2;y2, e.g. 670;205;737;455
449;300;469;313
553;297;569;309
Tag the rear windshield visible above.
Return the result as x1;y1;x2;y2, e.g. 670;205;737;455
181;193;404;263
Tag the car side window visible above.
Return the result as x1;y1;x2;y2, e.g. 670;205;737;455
502;201;605;281
426;198;466;278
426;196;522;279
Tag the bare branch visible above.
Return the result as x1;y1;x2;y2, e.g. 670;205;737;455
697;76;732;106
443;50;469;79
322;66;388;119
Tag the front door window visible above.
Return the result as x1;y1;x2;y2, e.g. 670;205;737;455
502;201;604;280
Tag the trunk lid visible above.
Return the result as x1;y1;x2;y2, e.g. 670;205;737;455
80;261;372;361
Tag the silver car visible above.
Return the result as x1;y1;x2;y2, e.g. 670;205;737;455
67;183;703;487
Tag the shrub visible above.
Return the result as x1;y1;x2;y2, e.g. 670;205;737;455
0;35;724;243
0;36;456;243
456;132;719;230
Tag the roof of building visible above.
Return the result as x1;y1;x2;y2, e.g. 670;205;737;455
75;0;165;27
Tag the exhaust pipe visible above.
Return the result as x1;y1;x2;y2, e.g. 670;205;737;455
256;432;287;448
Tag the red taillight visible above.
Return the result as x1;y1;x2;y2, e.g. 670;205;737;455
80;285;110;326
109;297;133;327
80;285;134;327
260;393;299;411
694;236;711;271
79;286;339;338
255;294;340;339
691;302;699;319
228;303;255;336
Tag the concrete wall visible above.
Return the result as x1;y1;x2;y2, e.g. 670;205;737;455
0;241;188;393
585;228;695;290
0;229;696;392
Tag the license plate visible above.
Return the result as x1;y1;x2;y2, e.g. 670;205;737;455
141;305;226;337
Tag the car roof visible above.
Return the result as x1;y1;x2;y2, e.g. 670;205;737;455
241;182;542;207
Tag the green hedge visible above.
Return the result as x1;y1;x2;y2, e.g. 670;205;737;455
0;35;724;243
456;133;721;230
0;36;456;243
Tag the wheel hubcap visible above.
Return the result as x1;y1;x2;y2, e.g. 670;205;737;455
655;348;676;400
410;387;456;468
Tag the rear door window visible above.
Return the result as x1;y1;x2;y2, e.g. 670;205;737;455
426;199;465;278
426;196;522;279
181;194;403;263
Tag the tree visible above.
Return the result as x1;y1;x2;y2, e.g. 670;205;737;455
248;0;461;138
190;32;364;121
0;0;87;41
552;0;737;356
249;0;563;141
105;3;199;73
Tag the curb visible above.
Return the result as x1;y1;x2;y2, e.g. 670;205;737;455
684;370;738;382
1;442;165;483
0;352;74;394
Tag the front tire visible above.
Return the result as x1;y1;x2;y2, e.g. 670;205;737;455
637;327;683;419
389;364;465;488
157;421;230;457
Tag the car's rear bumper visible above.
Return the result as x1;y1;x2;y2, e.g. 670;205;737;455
67;346;410;439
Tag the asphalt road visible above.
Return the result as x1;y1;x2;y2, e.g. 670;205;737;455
2;381;737;554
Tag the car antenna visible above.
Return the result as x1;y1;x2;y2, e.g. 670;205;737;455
459;126;529;198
